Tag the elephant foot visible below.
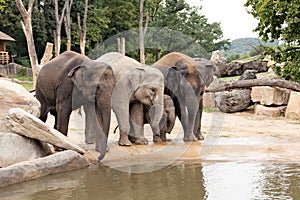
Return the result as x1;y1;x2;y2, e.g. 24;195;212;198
128;135;136;143
153;135;163;142
118;134;132;146
183;134;197;141
160;133;167;141
134;137;149;145
195;133;204;140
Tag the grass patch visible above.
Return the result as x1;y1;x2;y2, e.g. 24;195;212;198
203;107;221;113
9;75;33;81
20;82;34;91
219;76;240;82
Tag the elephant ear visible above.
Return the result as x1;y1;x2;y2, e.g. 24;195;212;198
128;68;145;93
165;67;181;95
67;65;87;90
174;59;189;76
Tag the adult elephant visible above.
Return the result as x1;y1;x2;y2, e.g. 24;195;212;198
97;52;164;146
194;58;219;87
36;51;115;160
129;94;176;143
153;52;206;141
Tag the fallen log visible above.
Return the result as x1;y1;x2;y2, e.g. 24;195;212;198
206;78;300;92
0;150;88;187
6;108;85;154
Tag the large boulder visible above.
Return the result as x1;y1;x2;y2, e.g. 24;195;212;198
254;104;286;117
285;91;300;120
0;132;51;168
210;50;227;65
251;86;291;105
0;79;40;132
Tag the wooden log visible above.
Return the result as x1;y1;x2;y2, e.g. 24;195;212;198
206;78;300;93
0;150;88;187
6;108;85;154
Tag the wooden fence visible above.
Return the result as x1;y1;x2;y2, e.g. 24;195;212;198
0;51;9;65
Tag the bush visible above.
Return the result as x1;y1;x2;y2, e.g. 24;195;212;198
14;56;31;68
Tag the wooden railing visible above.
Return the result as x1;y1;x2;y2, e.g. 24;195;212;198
0;51;9;64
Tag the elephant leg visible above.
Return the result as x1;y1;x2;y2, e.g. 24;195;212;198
50;109;58;130
129;103;148;145
96;99;112;160
194;99;204;140
56;101;72;136
160;130;167;141
83;103;96;144
182;97;198;142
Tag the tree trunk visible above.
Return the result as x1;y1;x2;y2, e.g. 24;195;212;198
54;0;67;57
40;42;53;65
64;0;73;51
77;0;88;55
206;78;300;92
15;0;39;88
139;0;145;64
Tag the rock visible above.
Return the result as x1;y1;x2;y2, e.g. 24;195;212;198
218;61;268;77
285;91;300;120
203;92;216;108
210;50;227;65
0;132;51;168
254;104;286;117
215;89;252;113
6;108;85;154
0;79;40;133
0;150;89;187
251;86;291;105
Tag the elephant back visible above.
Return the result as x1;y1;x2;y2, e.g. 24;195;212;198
97;52;143;82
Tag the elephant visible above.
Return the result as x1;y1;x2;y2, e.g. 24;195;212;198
97;52;164;146
194;58;219;87
153;52;206;141
129;94;176;143
35;51;115;160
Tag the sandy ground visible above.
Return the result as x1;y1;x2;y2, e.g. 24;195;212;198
46;108;300;170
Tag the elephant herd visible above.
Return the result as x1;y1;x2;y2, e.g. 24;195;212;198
35;51;216;160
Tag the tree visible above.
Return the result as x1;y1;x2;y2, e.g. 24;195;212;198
245;0;300;83
0;0;5;11
139;0;149;64
15;0;39;88
64;0;73;51
77;0;88;55
54;0;67;56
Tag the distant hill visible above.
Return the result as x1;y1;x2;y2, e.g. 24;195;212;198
223;38;279;56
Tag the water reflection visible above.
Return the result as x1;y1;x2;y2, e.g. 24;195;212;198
0;162;299;200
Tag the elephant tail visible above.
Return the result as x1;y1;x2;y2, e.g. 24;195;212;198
113;125;119;134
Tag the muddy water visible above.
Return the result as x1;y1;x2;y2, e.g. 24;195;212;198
1;161;299;200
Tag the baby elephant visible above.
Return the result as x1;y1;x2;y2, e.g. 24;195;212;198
129;95;176;143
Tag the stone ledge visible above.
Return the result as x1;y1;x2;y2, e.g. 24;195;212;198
254;104;286;117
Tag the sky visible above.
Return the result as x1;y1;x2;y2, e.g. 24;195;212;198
186;0;259;41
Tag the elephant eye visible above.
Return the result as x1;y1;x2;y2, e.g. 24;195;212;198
150;87;156;92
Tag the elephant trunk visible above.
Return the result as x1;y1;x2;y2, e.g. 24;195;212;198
149;95;164;136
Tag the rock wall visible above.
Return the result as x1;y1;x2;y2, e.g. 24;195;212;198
0;63;32;77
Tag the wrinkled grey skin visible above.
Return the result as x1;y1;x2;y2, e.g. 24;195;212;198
97;52;164;146
153;52;205;141
194;58;218;87
129;94;176;143
36;51;115;160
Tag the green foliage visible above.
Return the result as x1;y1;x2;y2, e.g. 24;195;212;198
264;45;300;83
14;56;31;68
245;0;300;83
149;0;228;58
18;67;27;76
1;0;227;63
0;0;5;11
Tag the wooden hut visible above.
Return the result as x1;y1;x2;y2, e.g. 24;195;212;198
0;31;15;64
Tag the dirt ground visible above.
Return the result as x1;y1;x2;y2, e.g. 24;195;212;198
46;107;300;170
